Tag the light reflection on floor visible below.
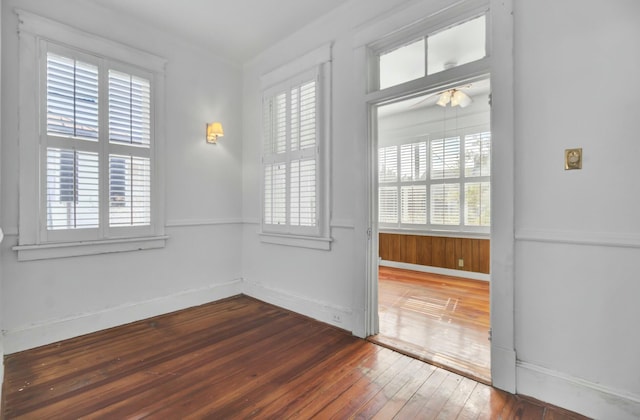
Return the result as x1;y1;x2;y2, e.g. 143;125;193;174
370;267;491;383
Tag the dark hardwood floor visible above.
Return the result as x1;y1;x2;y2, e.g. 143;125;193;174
2;295;588;419
371;266;491;383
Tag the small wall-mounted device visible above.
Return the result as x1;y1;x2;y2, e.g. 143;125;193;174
565;148;582;170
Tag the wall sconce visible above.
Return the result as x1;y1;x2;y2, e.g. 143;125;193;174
206;122;224;144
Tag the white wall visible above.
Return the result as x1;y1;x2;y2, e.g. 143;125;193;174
0;0;244;353
513;1;640;418
241;0;432;336
0;0;4;389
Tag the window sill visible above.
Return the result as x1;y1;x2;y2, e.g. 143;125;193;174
259;232;333;251
13;235;169;261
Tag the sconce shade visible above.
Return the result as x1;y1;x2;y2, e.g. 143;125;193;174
206;122;224;144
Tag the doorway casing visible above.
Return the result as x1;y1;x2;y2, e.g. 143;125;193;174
353;0;516;393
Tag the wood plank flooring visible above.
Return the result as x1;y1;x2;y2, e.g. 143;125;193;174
2;295;589;419
371;267;491;383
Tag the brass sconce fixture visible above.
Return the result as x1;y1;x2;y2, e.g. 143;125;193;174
206;122;224;144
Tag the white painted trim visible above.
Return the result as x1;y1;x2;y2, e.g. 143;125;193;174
259;232;333;251
3;280;243;354
515;228;640;249
330;219;355;229
16;9;167;71
12;236;169;261
380;260;490;282
165;218;244;228
352;0;489;49
243;279;353;333
517;361;640;420
379;229;490;240
1;227;17;236
260;43;332;88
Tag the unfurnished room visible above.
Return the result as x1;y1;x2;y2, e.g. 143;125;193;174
0;0;639;418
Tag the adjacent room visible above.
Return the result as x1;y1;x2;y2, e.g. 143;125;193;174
1;0;639;419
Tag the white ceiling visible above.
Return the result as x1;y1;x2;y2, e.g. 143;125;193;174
87;0;348;63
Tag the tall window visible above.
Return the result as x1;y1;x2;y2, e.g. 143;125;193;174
16;11;166;260
260;44;331;249
44;51;153;236
43;47;153;240
263;75;318;234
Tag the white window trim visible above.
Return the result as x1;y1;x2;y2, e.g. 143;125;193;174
259;43;332;251
14;10;167;260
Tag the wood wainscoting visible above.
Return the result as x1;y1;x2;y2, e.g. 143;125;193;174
379;233;490;274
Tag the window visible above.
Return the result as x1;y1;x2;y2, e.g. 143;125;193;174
378;131;491;232
260;44;331;250
16;11;166;260
377;79;491;234
373;14;487;91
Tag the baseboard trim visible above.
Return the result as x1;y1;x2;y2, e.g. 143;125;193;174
517;361;640;420
3;280;243;354
380;260;490;282
491;345;517;393
242;280;353;333
165;218;244;227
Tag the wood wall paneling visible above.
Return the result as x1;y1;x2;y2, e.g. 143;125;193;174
379;233;490;274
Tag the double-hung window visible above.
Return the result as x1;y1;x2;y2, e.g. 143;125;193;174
15;11;166;260
260;45;331;250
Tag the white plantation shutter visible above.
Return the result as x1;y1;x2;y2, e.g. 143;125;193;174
465;182;490;226
430;183;460;225
401;185;427;224
46;53;99;140
109;155;151;227
264;163;287;225
379;146;398;183
46;148;99;229
465;132;491;177
107;68;152;229
290;159;316;227
41;44;155;241
379;129;490;231
400;142;427;181
431;137;460;179
108;70;151;146
379;187;399;224
262;68;320;235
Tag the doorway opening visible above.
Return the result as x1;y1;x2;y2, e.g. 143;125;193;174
368;79;492;383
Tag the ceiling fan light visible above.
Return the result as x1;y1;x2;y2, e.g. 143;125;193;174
451;90;472;108
436;90;452;107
